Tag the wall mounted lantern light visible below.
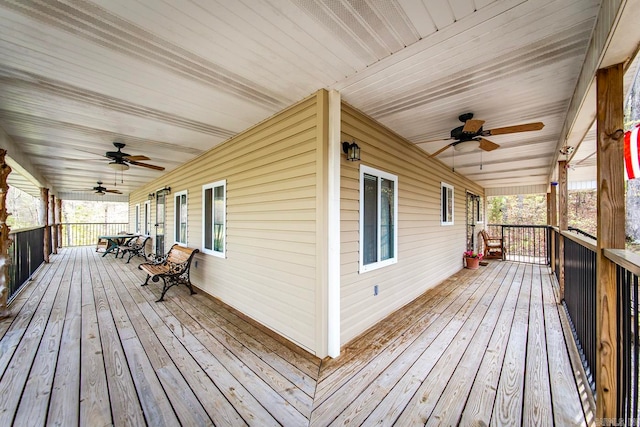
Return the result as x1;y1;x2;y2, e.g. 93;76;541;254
342;141;361;161
149;186;170;200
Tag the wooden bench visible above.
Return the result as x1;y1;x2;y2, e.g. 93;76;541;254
138;244;199;302
117;235;151;263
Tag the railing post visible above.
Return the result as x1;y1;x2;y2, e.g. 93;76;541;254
559;160;568;299
56;198;62;249
50;194;57;255
595;63;625;421
549;183;558;273
40;187;50;263
0;149;12;317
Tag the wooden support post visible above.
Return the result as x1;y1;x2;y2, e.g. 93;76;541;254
558;160;568;299
56;198;62;248
41;187;50;263
50;194;57;255
595;63;626;421
549;184;558;273
0;150;12;317
550;183;558;227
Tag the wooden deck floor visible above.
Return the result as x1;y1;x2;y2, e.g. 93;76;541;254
0;247;593;426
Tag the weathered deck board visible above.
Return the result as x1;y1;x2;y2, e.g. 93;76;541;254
0;247;591;426
78;246;111;426
491;263;533;426
86;245;145;426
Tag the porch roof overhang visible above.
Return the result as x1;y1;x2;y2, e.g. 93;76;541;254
0;0;639;199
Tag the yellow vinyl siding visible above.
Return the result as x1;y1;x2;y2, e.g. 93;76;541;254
340;102;483;345
130;93;324;354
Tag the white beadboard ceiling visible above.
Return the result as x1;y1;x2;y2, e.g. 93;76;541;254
0;0;637;200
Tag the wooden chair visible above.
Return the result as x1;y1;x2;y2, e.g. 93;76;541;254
480;229;504;260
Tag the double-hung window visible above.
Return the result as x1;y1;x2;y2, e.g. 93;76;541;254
476;196;484;223
134;204;140;234
202;180;226;257
359;165;398;273
441;182;454;225
144;201;151;235
174;190;188;245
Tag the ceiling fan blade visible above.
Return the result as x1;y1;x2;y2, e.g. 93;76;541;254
128;160;165;171
479;138;500;151
484;122;544;136
429;143;454;158
104;189;123;194
124;155;150;161
462;119;484;133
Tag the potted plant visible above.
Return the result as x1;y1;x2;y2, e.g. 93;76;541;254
463;250;483;270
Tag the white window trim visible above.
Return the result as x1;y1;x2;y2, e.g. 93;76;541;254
144;201;151;235
441;182;454;226
359;165;398;273
134;203;140;234
174;190;188;245
202;180;226;258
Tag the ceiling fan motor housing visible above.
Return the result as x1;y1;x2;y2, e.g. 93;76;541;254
450;125;482;141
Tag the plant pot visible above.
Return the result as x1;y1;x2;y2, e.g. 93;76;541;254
465;256;480;270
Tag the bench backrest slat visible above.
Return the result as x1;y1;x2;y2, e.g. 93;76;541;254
164;244;198;268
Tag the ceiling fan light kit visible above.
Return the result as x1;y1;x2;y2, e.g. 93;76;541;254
108;161;129;171
453;140;479;152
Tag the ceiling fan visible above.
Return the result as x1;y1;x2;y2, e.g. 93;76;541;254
427;113;545;157
105;142;165;171
76;181;123;196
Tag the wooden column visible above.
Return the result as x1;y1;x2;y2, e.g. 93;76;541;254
549;183;558;227
56;198;62;248
595;63;626;420
558;160;568;298
549;183;558;273
50;194;57;255
41;187;50;263
0;150;12;317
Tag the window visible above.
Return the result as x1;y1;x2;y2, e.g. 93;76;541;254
174;190;188;245
359;165;398;273
134;204;140;234
441;182;454;225
476;196;484;223
144;201;151;235
202;180;226;257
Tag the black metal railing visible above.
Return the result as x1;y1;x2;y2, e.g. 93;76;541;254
7;226;46;301
487;224;549;264
604;249;640;423
61;223;129;247
563;233;597;394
